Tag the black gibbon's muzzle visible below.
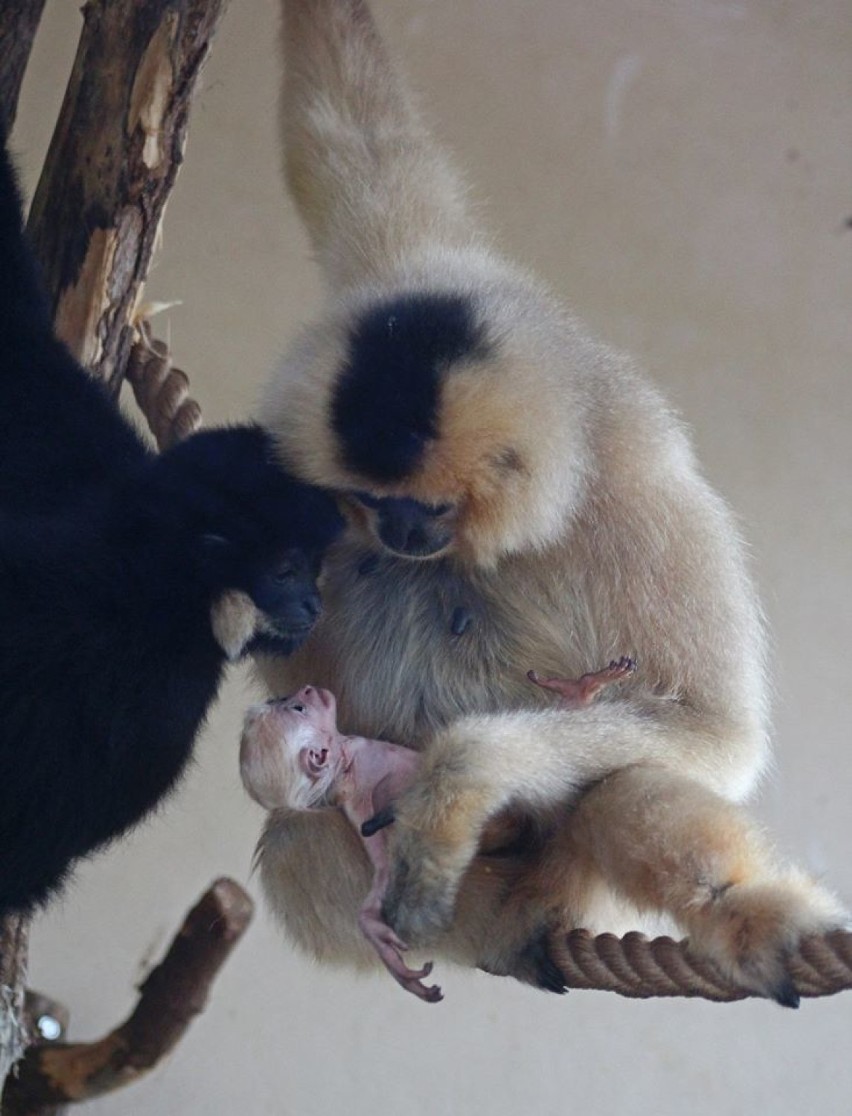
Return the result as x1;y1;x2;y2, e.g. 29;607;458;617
376;497;452;557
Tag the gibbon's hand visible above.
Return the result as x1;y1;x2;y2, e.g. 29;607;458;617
381;818;478;947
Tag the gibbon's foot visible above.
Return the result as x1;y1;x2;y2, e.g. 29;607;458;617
527;657;636;709
686;872;848;1008
358;911;443;1003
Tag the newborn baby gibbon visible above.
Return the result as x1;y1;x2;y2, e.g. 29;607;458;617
241;663;633;1002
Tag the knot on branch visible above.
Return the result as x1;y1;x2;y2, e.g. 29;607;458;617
126;322;202;450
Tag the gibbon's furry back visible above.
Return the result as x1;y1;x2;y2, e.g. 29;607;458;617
256;0;843;1006
0;136;343;915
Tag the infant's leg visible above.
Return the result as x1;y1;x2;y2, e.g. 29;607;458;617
527;656;636;708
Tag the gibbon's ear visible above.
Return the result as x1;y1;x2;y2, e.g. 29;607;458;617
210;589;261;661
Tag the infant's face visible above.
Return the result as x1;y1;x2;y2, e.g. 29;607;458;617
278;685;338;733
240;686;340;809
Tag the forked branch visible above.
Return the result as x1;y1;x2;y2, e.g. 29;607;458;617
1;879;253;1112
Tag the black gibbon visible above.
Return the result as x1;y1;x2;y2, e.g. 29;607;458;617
0;138;343;916
255;0;844;1007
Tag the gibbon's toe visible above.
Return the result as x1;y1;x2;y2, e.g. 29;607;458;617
513;929;569;994
770;975;801;1010
687;870;846;1007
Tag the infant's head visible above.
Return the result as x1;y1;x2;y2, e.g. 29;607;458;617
240;685;341;811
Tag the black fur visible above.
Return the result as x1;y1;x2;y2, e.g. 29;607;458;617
331;292;489;482
0;140;343;915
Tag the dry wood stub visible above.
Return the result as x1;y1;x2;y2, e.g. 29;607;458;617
1;880;253;1113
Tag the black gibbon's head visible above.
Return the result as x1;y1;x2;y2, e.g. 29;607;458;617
141;426;344;657
264;277;591;568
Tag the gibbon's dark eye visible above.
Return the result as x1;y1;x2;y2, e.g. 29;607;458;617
273;565;295;583
430;503;452;517
354;491;382;510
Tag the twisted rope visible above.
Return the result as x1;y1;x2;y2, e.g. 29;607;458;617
125;321;202;450
547;928;852;1002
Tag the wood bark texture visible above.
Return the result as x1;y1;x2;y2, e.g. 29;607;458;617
0;919;29;1105
26;0;228;391
1;879;253;1112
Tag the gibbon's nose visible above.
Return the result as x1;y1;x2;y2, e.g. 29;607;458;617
376;498;451;557
282;595;321;633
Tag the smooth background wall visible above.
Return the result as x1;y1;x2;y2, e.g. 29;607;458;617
13;1;852;1113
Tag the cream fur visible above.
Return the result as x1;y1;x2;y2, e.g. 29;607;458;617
255;0;844;1001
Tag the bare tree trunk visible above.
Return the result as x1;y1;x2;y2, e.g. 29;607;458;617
27;0;228;391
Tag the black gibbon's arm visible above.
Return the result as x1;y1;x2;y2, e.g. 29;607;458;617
255;0;845;1007
0;137;344;916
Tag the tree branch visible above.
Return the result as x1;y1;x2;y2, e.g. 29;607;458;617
1;879;254;1112
26;0;229;391
0;917;29;1098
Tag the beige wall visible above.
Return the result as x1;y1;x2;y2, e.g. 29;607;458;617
13;1;852;1112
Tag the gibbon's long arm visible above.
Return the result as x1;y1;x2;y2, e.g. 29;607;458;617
280;0;479;291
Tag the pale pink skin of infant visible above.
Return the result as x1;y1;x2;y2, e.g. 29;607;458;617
240;660;635;1004
240;685;443;1003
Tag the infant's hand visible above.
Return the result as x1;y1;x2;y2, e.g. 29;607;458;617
358;908;443;1003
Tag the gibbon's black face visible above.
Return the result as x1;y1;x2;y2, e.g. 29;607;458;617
212;542;326;657
153;426;344;653
328;292;490;559
349;491;454;559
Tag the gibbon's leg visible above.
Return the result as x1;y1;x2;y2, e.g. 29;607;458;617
382;709;845;1001
561;765;846;1005
382;703;696;945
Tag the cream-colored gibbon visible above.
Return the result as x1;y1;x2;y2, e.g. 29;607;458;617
255;0;844;1006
